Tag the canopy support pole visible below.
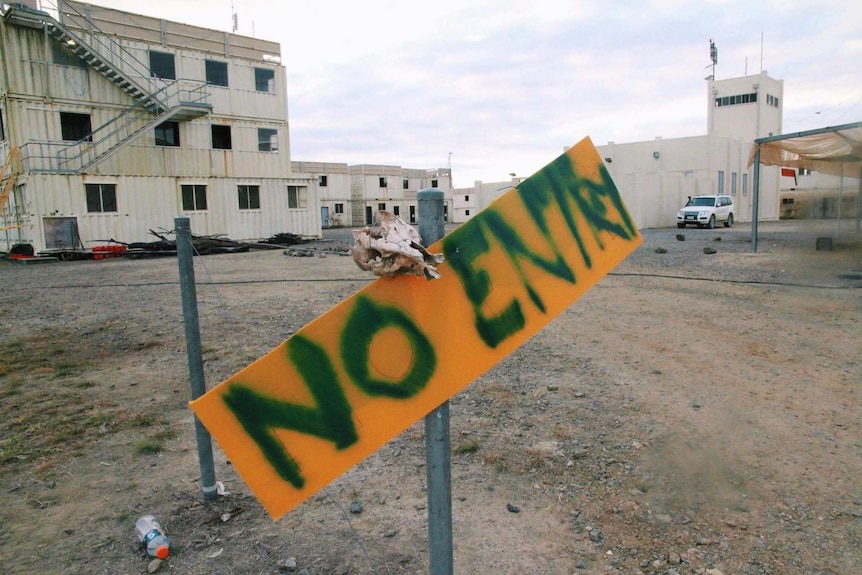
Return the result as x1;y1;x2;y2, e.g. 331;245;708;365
751;145;761;253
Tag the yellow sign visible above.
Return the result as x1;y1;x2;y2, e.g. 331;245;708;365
190;137;642;519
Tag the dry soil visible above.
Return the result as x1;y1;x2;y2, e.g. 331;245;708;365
0;220;860;575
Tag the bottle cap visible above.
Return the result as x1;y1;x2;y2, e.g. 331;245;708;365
155;544;169;559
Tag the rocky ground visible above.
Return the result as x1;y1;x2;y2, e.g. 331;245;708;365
0;219;860;575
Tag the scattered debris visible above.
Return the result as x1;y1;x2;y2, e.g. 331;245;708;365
703;246;717;254
351;211;444;280
506;503;521;513
283;248;315;257
261;232;306;246
654;247;667;253
675;234;685;241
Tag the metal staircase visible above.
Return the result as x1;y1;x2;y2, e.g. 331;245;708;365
3;1;213;173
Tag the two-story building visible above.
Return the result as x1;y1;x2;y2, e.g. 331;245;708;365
292;161;453;228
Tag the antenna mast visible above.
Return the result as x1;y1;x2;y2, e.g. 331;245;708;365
709;39;718;78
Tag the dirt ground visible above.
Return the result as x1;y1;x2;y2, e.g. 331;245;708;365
0;220;860;575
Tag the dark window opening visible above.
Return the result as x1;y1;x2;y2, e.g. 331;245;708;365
465;209;470;216
258;128;278;152
155;121;180;147
318;175;328;187
238;185;260;210
334;203;344;214
52;41;86;68
409;205;416;223
60;112;92;142
149;50;176;80
431;179;438;187
402;179;409;189
393;206;400;216
379;177;387;188
205;60;228;87
211;124;232;149
714;92;757;107
181;184;207;211
85;183;117;213
378;202;386;211
465;195;470;202
0;109;5;141
255;68;275;92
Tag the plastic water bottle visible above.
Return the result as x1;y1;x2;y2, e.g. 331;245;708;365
135;515;171;559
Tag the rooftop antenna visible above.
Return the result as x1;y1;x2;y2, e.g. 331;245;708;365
231;1;238;33
759;32;764;73
709;39;718;79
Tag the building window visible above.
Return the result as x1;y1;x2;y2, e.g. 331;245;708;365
52;42;85;68
683;170;694;178
334;203;344;214
465;209;470;216
149;50;176;80
211;124;232;149
60;112;92;142
379;177;387;188
378;202;386;211
465;195;470;202
258;128;278;152
403;179;409;190
318;175;328;187
181;184;207;211
155;121;180;147
431;179;438;187
714;92;757;107
393;206;400;216
0;109;6;141
731;172;737;196
742;173;748;197
255;68;275;92
782;197;795;205
409;205;416;223
85;183;117;213
205;60;228;87
238;185;260;210
287;185;307;209
717;170;725;195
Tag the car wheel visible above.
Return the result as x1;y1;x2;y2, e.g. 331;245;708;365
724;213;734;228
677;223;685;229
706;215;715;229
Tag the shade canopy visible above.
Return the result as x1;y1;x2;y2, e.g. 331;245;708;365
748;121;862;177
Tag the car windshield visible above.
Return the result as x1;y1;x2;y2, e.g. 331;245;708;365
689;197;716;207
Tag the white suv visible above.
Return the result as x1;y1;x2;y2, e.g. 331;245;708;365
677;195;735;229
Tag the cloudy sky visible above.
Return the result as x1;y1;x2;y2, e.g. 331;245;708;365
94;0;860;187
